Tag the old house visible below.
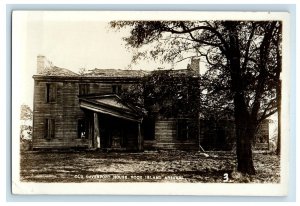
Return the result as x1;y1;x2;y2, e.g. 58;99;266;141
32;55;269;151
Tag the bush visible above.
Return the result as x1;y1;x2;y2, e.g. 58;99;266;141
20;139;32;151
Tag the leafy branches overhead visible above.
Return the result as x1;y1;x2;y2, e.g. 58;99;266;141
111;20;281;123
111;21;203;64
111;20;282;174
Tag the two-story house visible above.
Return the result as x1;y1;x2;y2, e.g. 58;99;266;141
32;55;269;151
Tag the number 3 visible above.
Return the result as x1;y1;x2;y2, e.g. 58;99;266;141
223;173;229;182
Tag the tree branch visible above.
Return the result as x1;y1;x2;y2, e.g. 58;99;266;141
258;98;277;122
163;23;229;52
242;22;256;72
258;108;277;123
251;22;277;120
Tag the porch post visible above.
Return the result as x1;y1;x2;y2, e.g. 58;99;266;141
137;121;143;151
86;112;94;149
88;114;93;148
94;112;100;149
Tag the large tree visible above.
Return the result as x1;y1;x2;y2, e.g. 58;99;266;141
111;20;282;174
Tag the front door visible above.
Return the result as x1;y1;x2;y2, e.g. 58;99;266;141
99;114;125;149
111;127;122;149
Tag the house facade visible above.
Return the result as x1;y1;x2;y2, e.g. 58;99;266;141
32;56;269;151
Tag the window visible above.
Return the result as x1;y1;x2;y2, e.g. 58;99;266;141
177;119;188;140
177;119;198;140
45;118;55;139
46;83;56;103
143;118;155;140
79;84;89;95
77;119;86;139
112;85;122;94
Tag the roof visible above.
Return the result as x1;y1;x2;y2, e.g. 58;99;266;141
79;94;144;122
37;67;149;78
36;65;197;78
84;68;149;77
94;95;133;112
39;66;78;76
35;55;199;78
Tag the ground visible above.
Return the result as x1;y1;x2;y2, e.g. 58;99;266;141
20;150;280;183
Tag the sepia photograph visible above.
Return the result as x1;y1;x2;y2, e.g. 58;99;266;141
12;11;290;195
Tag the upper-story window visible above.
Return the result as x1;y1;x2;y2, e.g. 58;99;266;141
79;84;90;95
46;83;56;103
112;85;122;94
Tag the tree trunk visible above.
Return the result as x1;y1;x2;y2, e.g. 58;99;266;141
234;94;256;175
235;121;256;175
225;21;256;175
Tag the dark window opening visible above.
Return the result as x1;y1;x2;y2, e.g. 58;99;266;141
112;85;122;94
177;119;189;140
77;119;86;139
79;84;90;95
45;118;55;139
46;83;56;103
143;118;155;140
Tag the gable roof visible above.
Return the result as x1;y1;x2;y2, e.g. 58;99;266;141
79;94;144;122
94;95;133;112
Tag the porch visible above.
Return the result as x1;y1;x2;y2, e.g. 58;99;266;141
79;94;144;151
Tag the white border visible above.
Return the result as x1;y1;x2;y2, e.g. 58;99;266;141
11;11;290;196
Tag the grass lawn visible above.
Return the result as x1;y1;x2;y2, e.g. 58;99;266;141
20;150;280;183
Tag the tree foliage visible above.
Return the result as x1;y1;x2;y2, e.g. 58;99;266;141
111;20;280;122
20;104;33;142
120;70;200;118
20;104;33;121
111;20;282;174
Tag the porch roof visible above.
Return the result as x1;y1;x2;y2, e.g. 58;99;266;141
79;94;144;122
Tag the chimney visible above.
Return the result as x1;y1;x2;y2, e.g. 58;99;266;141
37;55;46;74
187;57;200;75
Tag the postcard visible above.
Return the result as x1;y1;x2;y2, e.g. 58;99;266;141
12;11;290;195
